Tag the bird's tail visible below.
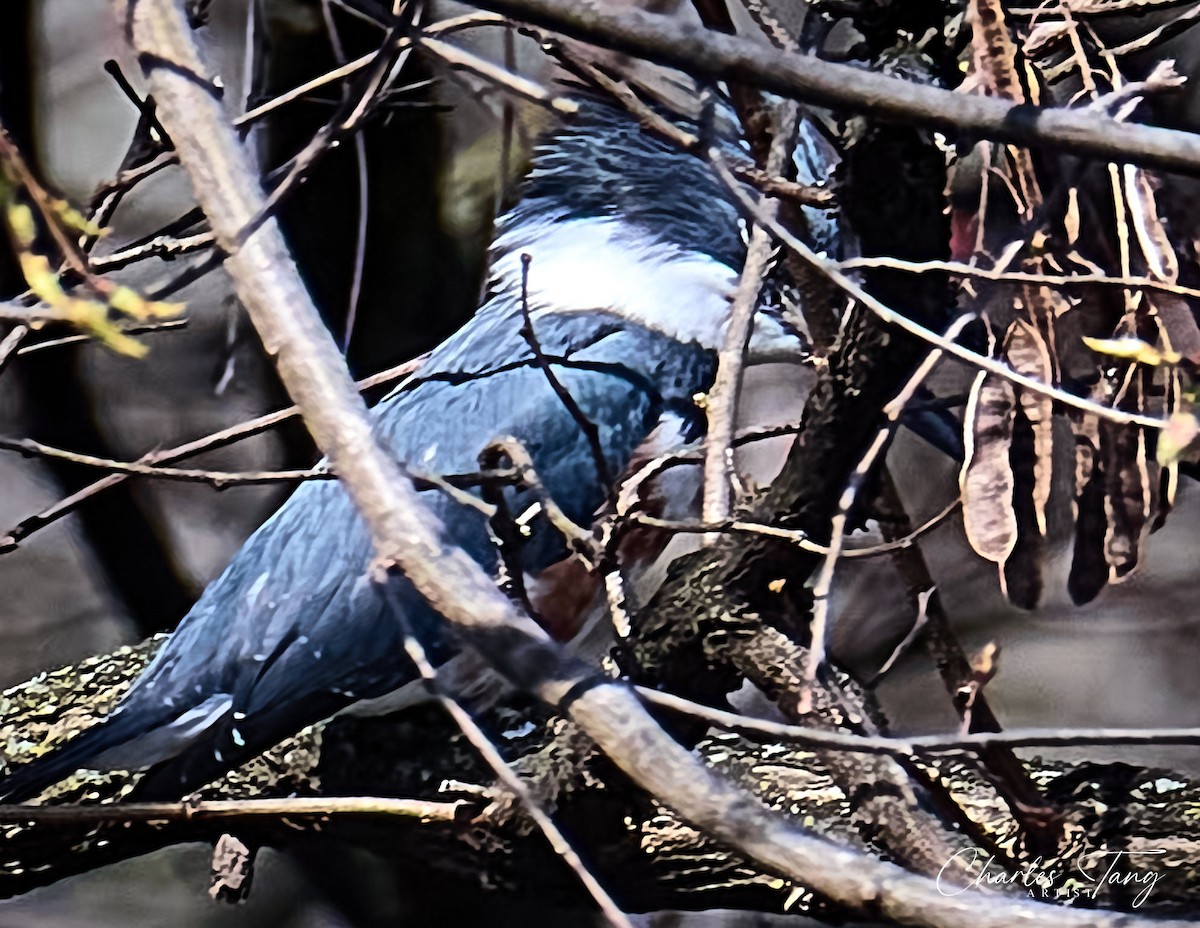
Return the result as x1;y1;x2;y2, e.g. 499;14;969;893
0;708;151;804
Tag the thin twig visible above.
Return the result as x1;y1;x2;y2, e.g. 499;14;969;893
416;36;578;115
233;12;507;128
321;0;370;354
483;436;596;553
639;687;1200;754
0;797;467;826
238;17;415;249
702;104;795;525
86;152;180;236
838;254;1200;302
0;356;425;551
0;437;329;486
378;574;633;928
517;253;612;489
628;497;960;560
731;163;835;208
539;41;701;150
90;232;216;272
0;434;510;515
871;586;933;682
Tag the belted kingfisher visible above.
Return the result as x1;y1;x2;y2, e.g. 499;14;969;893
0;94;836;803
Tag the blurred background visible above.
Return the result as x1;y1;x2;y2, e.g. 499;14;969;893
2;1;1200;925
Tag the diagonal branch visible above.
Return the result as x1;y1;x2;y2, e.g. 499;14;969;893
467;0;1200;178
517;253;612;489
710;155;1168;430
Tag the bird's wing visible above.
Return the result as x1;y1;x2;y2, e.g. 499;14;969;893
0;302;714;802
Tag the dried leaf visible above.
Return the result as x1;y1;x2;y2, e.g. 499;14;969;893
5;199;36;248
1068;413;1108;604
1015;285;1063;382
107;285;183;321
1002;400;1045;608
1123;165;1178;283
960;370;1018;564
48;196;104;239
1101;376;1152;581
1000;321;1055;607
1010;322;1054;517
1064;187;1081;246
17;251;67;307
1157;462;1178;531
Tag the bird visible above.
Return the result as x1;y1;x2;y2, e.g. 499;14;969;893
0;92;836;803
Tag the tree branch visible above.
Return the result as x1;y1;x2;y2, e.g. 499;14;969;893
0;797;466;826
467;0;1200;178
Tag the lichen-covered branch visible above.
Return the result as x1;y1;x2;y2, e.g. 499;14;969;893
4;641;1200;917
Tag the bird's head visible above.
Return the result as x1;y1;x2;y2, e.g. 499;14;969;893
485;94;840;364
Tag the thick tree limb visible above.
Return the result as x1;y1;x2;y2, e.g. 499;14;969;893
4;638;1200;916
468;0;1200;178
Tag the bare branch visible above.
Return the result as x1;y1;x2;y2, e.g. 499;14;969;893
640;689;1200;754
233;12;507;128
417;36;578;115
468;0;1200;177
702;103;795;525
0;797;467;827
0;357;424;552
838;255;1200;303
517;254;612;489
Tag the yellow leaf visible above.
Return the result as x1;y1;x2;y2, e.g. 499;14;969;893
49;197;104;238
1082;336;1180;367
6;200;38;248
107;285;183;320
65;296;148;358
17;252;70;308
1157;411;1200;466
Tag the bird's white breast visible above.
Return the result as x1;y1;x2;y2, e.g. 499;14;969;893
490;215;736;350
